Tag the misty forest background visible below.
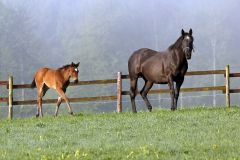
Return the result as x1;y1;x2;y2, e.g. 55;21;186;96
0;0;240;117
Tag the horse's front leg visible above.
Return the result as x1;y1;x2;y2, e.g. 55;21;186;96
56;87;74;115
168;76;176;111
54;88;67;116
175;78;184;110
55;97;62;116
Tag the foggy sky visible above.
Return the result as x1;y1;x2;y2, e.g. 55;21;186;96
0;0;240;112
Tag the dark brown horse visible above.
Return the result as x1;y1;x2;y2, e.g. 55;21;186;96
128;29;194;113
31;62;80;117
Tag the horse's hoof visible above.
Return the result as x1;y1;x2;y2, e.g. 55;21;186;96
36;114;39;118
70;112;74;115
171;108;176;111
132;110;137;113
148;107;152;112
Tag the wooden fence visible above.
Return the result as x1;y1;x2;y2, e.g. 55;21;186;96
1;65;240;119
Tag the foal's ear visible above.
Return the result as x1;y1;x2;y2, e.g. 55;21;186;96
181;29;185;36
189;28;193;36
76;62;80;67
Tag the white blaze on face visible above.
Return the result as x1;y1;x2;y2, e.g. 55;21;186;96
75;68;78;72
185;35;191;40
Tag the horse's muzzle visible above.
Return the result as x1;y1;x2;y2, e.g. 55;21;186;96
186;53;191;59
183;47;192;59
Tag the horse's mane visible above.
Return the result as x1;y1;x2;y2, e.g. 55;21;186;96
168;36;184;50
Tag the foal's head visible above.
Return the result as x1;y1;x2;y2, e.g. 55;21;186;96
62;62;80;83
181;29;194;59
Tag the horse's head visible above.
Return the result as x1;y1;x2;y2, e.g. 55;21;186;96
181;29;194;60
69;62;80;83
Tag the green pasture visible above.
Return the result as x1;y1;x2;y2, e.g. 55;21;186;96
0;107;240;160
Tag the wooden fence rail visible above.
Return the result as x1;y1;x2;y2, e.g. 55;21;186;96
1;65;240;119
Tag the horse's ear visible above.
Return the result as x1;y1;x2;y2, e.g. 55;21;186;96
181;29;185;36
76;62;80;67
71;62;74;66
189;28;192;36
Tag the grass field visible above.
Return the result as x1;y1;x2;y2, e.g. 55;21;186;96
1;107;240;160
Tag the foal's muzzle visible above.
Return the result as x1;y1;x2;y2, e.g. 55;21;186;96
74;78;78;83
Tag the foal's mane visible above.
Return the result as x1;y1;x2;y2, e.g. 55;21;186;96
168;35;184;50
58;64;71;70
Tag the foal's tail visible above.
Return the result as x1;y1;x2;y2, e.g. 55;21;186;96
31;78;36;88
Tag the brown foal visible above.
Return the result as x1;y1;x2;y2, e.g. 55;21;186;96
31;62;80;117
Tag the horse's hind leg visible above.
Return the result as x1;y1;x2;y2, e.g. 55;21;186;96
36;87;43;117
36;84;48;118
130;78;138;113
140;80;153;112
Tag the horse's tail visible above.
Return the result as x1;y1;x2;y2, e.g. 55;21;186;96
31;78;36;88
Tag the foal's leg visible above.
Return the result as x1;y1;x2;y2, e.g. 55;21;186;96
56;88;74;115
36;84;48;118
54;88;66;116
168;76;176;111
174;78;184;110
129;78;138;113
55;97;62;116
37;87;43;117
140;80;153;112
36;93;40;118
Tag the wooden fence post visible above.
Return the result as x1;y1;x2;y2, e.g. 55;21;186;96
117;72;122;113
225;65;230;108
8;76;13;120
